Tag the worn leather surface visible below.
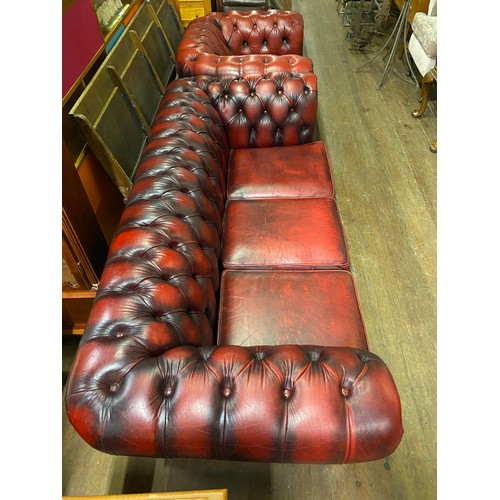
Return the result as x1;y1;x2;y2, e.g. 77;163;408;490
227;141;334;199
220;1;269;11
222;197;350;269
201;72;317;148
176;10;313;77
218;270;368;348
65;74;403;464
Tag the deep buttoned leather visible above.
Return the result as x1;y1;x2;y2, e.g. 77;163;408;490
176;10;313;77
65;75;403;465
202;72;317;148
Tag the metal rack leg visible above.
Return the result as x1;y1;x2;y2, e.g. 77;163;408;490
354;0;418;88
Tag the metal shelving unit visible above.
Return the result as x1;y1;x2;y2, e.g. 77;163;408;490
336;0;391;50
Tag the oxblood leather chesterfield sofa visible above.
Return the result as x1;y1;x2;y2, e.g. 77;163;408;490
65;68;403;464
175;10;314;77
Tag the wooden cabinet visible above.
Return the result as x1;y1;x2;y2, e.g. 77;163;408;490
172;0;211;27
62;0;138;334
393;0;430;24
62;0;179;334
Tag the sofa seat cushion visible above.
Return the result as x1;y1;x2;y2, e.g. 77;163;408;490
176;11;309;77
227;141;333;199
222;197;349;269
214;10;304;56
218;269;368;348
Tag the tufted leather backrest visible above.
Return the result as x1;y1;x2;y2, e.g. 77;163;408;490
175;10;312;77
197;72;317;148
78;72;316;351
83;81;228;354
215;10;304;55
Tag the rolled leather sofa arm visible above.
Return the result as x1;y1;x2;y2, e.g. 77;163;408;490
66;343;403;463
194;71;318;148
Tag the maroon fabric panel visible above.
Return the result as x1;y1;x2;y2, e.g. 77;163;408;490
218;270;368;349
227;141;334;199
222;198;350;269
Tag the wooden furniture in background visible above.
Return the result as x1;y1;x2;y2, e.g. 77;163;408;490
392;0;429;24
62;0;184;335
63;490;228;500
62;140;108;335
173;0;211;27
70;0;180;200
216;0;268;11
62;0;144;336
412;67;437;153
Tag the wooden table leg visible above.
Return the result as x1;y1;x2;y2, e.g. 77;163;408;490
412;70;435;118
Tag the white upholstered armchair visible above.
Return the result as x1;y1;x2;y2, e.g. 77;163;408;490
409;0;437;151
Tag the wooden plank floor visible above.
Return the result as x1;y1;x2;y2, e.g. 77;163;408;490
62;1;437;498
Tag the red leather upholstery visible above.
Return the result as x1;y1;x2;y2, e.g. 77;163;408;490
176;10;314;77
67;343;401;463
65;73;403;464
218;270;368;348
202;72;317;148
222;198;350;269
227;141;334;199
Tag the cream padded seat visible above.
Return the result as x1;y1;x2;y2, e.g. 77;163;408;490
408;0;437;77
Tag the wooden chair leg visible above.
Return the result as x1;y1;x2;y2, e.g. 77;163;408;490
412;70;434;118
